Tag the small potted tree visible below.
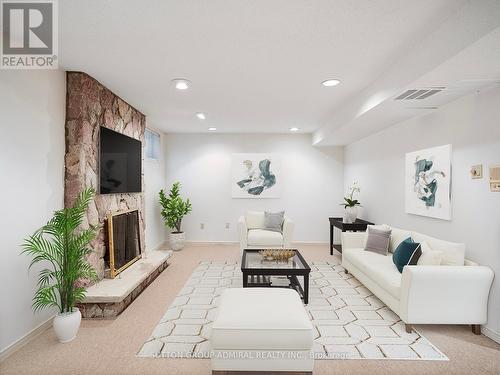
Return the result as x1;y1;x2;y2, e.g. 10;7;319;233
22;188;98;343
159;182;192;251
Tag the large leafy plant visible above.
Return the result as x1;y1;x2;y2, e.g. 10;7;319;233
22;188;98;314
159;182;192;233
340;182;362;209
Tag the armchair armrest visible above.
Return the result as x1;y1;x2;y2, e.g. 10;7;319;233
400;265;494;324
282;216;294;248
238;216;248;251
341;232;367;249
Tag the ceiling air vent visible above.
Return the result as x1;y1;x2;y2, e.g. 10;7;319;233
394;87;445;100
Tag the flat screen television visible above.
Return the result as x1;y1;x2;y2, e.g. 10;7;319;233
99;126;142;194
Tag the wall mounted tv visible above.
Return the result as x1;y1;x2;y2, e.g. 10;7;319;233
99;126;142;194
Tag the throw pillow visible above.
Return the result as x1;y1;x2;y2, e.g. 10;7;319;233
392;237;421;273
246;211;265;229
411;232;465;266
417;241;443;266
387;226;412;253
264;211;285;232
364;226;392;255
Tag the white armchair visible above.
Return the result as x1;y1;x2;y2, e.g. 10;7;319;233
238;211;294;252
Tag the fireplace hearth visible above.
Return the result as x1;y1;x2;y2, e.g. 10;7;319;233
106;209;142;278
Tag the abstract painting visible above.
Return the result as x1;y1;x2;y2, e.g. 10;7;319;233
405;144;452;220
231;154;281;198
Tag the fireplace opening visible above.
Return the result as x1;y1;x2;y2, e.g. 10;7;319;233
105;209;142;278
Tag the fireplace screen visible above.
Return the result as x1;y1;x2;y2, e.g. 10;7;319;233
106;209;142;278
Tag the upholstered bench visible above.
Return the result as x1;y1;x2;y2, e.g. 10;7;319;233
210;288;314;375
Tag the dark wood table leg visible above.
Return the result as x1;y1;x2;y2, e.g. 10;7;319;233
329;223;333;255
303;273;309;304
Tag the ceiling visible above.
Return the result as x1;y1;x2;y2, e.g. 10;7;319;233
59;1;500;144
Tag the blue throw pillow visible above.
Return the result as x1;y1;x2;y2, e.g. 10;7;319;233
392;237;421;273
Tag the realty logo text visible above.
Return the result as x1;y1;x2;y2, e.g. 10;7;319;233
1;0;58;69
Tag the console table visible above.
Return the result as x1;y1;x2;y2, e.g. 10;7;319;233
329;217;374;255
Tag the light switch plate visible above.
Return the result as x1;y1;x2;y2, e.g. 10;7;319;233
470;164;482;179
490;164;500;192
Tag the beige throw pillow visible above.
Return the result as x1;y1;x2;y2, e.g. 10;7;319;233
417;241;443;266
364;226;392;255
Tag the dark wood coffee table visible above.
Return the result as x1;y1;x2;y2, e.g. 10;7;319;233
241;249;311;304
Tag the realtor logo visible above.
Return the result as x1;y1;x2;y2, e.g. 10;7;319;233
1;0;58;69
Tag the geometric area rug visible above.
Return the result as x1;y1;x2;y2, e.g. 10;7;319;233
138;260;448;360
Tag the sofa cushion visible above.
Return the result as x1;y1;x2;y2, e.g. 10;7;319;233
417;241;443;266
364;226;391;255
246;211;265;229
392;237;421;273
343;248;401;299
411;232;465;266
387;225;413;253
264;211;284;232
211;288;314;350
247;229;283;246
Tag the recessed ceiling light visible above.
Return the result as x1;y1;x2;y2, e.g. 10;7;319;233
289;127;300;132
196;112;206;120
208;127;217;131
321;79;341;87
172;78;191;90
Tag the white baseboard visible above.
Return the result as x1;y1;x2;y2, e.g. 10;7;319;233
0;315;54;362
482;326;500;344
185;240;238;246
184;240;329;246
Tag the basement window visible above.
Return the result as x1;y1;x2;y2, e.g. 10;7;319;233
145;129;160;160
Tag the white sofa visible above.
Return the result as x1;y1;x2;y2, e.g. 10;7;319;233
211;288;314;374
341;226;494;334
238;211;294;252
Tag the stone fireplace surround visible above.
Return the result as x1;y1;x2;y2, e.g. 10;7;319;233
64;71;146;282
64;72;172;318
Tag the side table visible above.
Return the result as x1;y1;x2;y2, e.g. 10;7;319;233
329;217;374;255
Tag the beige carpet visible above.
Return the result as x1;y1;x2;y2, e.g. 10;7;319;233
1;244;499;375
139;260;447;360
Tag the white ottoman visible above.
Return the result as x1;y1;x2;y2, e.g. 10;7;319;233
210;288;314;374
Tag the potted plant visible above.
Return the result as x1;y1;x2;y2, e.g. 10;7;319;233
159;182;192;251
340;182;362;223
21;188;98;343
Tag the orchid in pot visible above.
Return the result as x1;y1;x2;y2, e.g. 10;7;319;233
340;182;362;223
21;188;98;343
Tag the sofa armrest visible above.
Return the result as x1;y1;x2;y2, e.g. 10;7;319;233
341;232;367;249
282;217;294;248
400;265;494;324
238;216;248;250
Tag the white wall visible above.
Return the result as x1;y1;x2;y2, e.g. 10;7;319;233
344;85;500;340
144;127;168;251
0;70;66;354
164;133;344;243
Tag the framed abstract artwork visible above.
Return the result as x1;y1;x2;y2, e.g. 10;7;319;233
405;144;452;220
231;154;281;198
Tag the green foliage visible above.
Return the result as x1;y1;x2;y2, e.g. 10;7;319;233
21;188;98;314
159;182;192;233
340;182;362;209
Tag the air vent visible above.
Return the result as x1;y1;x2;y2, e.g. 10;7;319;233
395;87;445;100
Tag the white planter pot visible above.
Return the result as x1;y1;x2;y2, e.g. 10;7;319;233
53;308;81;343
170;232;186;251
345;206;358;223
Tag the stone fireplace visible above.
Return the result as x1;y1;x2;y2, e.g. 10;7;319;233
64;72;146;282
